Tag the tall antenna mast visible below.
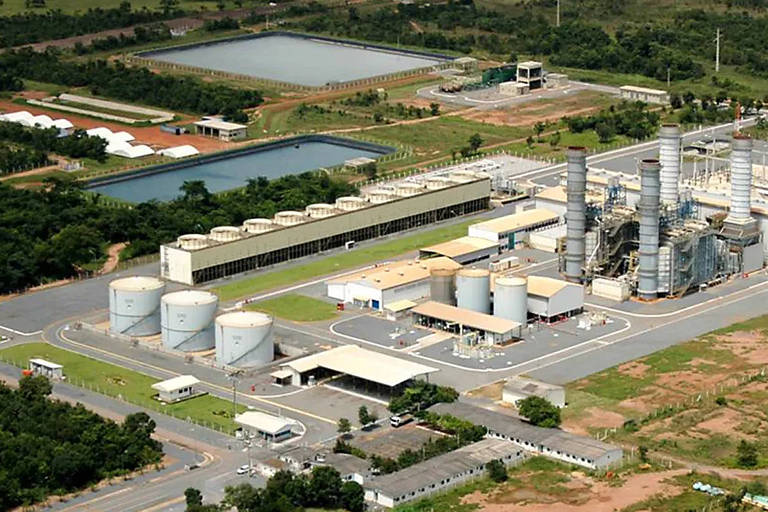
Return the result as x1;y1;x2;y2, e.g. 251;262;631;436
556;0;561;27
715;28;721;73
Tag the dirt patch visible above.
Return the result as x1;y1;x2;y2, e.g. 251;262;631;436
564;407;626;436
619;361;651;378
654;369;724;395
100;242;127;275
463;470;687;512
466;380;505;400
695;407;758;439
618;386;684;414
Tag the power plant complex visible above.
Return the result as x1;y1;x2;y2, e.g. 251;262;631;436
551;126;763;300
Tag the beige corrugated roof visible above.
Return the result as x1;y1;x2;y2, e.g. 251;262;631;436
527;276;579;298
280;345;437;387
620;85;667;95
535;186;605;204
470;209;559;235
235;411;294;435
420;236;499;258
327;256;462;291
412;301;520;334
384;299;418;313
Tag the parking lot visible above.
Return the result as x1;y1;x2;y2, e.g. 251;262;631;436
333;315;432;349
349;423;447;459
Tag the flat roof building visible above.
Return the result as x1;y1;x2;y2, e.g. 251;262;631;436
235;411;295;443
29;358;63;380
419;236;500;264
468;208;560;250
431;402;622;470
516;61;543;90
527;276;584;322
194;118;247;141
326;256;462;311
503;377;566;408
412;301;522;344
151;375;200;403
364;438;525;508
277;344;438;390
620;85;670;105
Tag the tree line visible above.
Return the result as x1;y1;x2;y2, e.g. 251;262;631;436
73;23;172;55
0;376;163;510
563;101;661;142
0;48;263;117
184;466;364;512
0;173;357;293
0;1;183;47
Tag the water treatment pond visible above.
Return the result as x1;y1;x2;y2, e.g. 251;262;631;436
140;33;449;86
88;138;391;203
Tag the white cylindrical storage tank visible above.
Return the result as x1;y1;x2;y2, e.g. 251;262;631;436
306;203;336;219
161;290;218;352
430;267;457;305
425;176;456;190
493;277;527;325
243;218;274;234
178;234;208;250
456;268;491;314
209;226;241;243
273;210;306;226
335;196;366;211
367;189;394;204
109;276;165;336
215;311;274;367
394;182;424;197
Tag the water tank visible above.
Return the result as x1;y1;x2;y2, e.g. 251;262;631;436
209;226;241;242
430;268;457;305
493;277;527;325
273;210;306;226
367;189;394;204
425;176;456;190
335;196;366;211
215;311;274;367
306;203;336;219
243;218;274;234
449;170;477;183
394;182;424;197
178;234;208;250
161;290;218;352
456;268;491;313
109;276;165;336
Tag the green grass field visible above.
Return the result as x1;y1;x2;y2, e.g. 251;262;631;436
0;343;244;432
247;294;339;322
214;219;475;301
0;0;211;16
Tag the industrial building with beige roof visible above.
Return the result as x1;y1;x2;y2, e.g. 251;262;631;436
526;276;584;321
412;300;522;344
419;235;500;264
468;208;560;250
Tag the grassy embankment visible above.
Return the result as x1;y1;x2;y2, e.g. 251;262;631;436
246;294;339;322
0;343;245;433
214;218;475;301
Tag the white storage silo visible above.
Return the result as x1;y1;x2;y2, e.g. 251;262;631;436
306;203;336;219
109;276;165;336
493;277;527;325
209;226;241;242
335;196;366;211
177;234;208;250
273;211;307;226
243;218;274;234
215;311;274;367
456;268;491;314
430;267;457;305
161;290;218;352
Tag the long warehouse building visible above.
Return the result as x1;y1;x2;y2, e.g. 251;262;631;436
161;178;491;285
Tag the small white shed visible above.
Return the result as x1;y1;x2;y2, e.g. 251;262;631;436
152;375;200;402
29;358;63;380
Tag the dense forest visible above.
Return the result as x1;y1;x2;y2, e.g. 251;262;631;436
295;0;768;82
184;466;364;512
0;48;263;117
0;124;107;174
0;173;357;293
0;375;163;510
0;2;183;47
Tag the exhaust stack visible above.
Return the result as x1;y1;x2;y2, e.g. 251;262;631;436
659;124;681;205
726;135;754;225
565;147;587;283
637;159;661;300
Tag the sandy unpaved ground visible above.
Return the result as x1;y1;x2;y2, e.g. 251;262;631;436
714;331;768;365
695;407;758;439
463;470;687;512
0;99;230;152
618;361;651;378
566;407;626;436
100;242;127;275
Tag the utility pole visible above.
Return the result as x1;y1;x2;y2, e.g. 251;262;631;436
715;28;720;73
667;66;670;88
556;0;561;27
227;370;243;419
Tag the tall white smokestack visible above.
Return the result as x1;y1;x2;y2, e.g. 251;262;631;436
726;135;754;225
637;159;661;301
565;147;587;283
659;124;681;205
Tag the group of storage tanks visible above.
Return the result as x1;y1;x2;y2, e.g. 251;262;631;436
108;276;274;367
429;267;528;326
